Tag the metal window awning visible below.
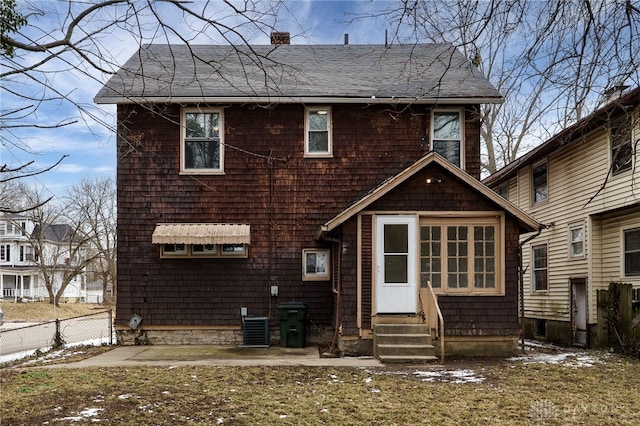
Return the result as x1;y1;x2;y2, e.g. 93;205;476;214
151;223;250;245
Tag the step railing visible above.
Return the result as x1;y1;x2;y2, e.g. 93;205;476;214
419;281;445;363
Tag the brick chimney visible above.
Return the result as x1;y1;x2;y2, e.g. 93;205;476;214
271;31;290;45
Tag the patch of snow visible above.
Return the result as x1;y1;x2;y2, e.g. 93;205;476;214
363;377;372;383
53;407;103;422
508;351;603;368
118;394;134;400
369;388;381;393
414;368;485;384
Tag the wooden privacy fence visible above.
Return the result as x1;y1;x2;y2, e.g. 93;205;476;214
596;282;640;357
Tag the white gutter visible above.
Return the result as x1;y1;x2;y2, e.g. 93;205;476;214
94;96;504;105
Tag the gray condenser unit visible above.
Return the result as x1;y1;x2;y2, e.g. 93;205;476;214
242;317;270;347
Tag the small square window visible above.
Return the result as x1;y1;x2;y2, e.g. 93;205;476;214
305;107;332;157
221;244;247;256
192;244;217;255
162;244;187;256
569;226;584;258
303;249;330;281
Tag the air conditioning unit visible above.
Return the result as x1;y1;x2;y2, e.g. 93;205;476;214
242;317;269;347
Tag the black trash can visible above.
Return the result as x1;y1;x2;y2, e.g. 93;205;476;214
278;302;307;348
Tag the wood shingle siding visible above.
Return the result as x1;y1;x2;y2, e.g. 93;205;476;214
115;102;483;328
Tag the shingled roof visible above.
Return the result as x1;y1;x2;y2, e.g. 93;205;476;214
94;43;501;105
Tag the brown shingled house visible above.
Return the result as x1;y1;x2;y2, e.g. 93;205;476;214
95;37;540;360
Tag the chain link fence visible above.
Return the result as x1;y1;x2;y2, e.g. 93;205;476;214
0;310;114;362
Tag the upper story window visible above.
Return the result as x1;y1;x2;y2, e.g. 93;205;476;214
432;110;463;168
0;244;10;262
305;107;332;157
532;160;548;204
181;108;223;174
624;227;640;276
497;183;509;199
610;114;633;175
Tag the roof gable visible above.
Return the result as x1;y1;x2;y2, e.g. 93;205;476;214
484;86;640;186
320;152;540;235
95;43;501;104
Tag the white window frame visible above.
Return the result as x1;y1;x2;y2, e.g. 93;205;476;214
304;106;332;157
431;109;464;168
419;214;504;295
569;224;585;259
302;249;330;281
532;244;548;292
623;227;640;277
180;107;224;174
531;160;548;205
161;243;248;258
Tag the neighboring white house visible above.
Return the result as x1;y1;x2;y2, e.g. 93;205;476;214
484;86;640;347
0;214;87;302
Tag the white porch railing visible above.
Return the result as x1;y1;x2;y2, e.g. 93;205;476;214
419;281;445;363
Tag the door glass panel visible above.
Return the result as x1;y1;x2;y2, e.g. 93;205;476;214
384;224;408;253
385;255;408;283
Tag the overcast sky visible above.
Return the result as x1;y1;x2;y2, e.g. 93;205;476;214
1;0;400;199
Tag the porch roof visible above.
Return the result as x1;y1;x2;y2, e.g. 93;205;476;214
151;223;250;245
318;152;541;236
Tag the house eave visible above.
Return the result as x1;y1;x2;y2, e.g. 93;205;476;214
319;152;540;236
94;95;503;105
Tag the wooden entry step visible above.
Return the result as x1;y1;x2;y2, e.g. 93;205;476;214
373;323;438;363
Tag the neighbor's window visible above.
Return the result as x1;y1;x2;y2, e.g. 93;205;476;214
0;244;11;262
182;108;223;173
532;244;548;291
624;228;640;276
305;107;332;157
432;110;463;167
420;217;501;294
497;183;509;199
610;115;633;175
569;225;585;258
303;249;330;280
532;160;548;204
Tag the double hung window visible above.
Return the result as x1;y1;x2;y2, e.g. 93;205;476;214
432;110;463;167
532;244;548;291
305;107;332;157
569;225;584;258
182;108;223;173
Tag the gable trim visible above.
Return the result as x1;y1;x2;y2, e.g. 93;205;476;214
319;152;540;235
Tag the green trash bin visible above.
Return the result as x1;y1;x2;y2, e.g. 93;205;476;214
278;302;307;348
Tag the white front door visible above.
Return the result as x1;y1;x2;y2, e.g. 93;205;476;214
375;215;417;313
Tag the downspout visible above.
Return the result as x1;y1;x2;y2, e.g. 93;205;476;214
518;224;548;353
319;232;342;356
